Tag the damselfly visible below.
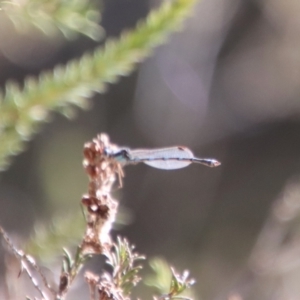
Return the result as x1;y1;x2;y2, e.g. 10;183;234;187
104;145;221;170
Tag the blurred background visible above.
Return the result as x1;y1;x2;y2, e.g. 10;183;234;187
2;0;300;299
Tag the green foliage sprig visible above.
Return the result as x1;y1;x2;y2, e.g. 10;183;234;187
146;257;195;300
0;0;103;40
106;237;145;296
0;0;196;170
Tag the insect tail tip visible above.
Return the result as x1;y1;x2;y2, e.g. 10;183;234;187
211;160;221;167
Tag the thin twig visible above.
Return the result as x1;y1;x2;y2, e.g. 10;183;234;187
0;226;55;299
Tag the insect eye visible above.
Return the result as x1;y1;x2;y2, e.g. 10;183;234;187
120;149;130;159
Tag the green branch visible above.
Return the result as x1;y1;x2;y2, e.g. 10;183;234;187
0;0;196;170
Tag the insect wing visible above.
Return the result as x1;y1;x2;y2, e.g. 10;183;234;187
129;147;194;170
